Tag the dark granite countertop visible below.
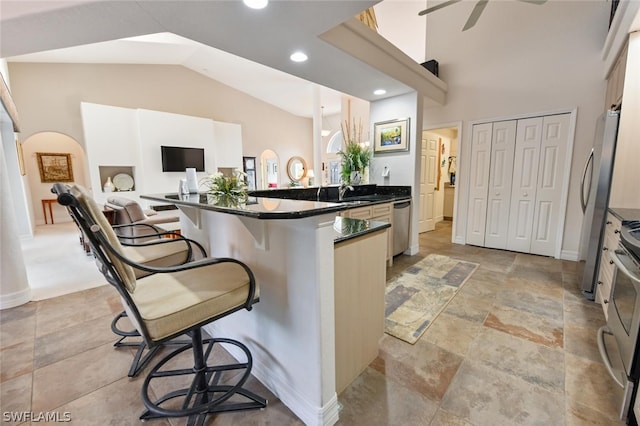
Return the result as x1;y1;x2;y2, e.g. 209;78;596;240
248;184;411;208
609;207;640;223
141;193;390;243
332;217;391;244
141;193;348;220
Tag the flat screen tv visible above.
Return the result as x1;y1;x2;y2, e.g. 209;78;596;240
161;145;205;172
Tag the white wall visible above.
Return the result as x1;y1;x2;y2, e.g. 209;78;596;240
374;0;427;64
81;102;242;206
370;91;422;255
422;0;610;257
370;93;420;187
137;108;217;198
7;62;314;196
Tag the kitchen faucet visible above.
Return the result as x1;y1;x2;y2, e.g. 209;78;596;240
339;183;354;201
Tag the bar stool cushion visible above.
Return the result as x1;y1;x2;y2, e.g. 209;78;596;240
125;262;254;342
123;244;190;278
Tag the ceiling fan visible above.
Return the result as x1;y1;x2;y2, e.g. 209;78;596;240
418;0;547;31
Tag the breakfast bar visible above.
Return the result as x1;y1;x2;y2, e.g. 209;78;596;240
140;193;390;426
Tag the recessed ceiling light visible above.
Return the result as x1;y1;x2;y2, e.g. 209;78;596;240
290;51;308;63
243;0;268;9
373;89;386;95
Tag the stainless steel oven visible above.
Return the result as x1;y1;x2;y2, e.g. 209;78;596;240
598;222;640;422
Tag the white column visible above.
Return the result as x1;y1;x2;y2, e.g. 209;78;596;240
0;126;31;309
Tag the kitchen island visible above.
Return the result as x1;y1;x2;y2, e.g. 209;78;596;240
140;193;390;426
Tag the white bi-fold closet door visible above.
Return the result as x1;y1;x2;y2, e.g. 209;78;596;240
466;113;571;256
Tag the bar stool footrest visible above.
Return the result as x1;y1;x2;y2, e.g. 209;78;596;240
140;335;267;422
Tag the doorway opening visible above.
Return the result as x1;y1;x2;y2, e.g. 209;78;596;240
21;131;88;227
419;125;458;241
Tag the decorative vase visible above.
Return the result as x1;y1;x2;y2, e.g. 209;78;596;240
103;176;116;193
350;170;362;185
362;166;369;184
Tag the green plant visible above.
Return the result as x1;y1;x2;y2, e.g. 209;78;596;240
338;119;371;184
200;169;248;199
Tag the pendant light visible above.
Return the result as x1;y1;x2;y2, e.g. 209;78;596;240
321;106;331;137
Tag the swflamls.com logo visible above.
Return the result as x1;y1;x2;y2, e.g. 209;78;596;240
2;411;71;422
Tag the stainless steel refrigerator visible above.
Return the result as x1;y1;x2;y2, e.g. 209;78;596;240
579;109;620;298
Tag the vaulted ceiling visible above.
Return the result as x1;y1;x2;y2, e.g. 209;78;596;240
1;1;444;117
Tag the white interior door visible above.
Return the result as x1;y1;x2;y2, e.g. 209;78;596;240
530;113;571;256
466;123;493;246
419;138;438;233
485;120;516;249
507;117;543;253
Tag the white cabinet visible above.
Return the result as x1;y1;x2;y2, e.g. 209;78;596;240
609;33;640;211
334;229;387;394
213;121;243;170
443;183;455;219
605;40;627;110
466;113;571;257
596;212;622;319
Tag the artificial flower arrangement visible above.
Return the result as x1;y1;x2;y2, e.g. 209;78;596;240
338;119;372;185
200;169;248;204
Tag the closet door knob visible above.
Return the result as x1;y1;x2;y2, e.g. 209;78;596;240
523;192;529;197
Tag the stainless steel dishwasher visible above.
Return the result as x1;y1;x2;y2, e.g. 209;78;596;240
393;200;411;256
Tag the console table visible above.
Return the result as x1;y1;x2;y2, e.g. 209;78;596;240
42;198;57;224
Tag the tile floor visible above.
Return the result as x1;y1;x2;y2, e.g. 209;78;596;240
0;221;626;425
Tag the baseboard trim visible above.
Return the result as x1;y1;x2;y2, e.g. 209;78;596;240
0;287;32;310
204;323;339;426
560;250;579;261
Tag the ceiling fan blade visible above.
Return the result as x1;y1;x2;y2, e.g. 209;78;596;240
462;0;489;31
418;0;463;16
517;0;547;4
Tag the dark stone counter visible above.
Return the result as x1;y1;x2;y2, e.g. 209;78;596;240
248;184;411;203
141;193;348;220
332;217;391;244
609;207;640;223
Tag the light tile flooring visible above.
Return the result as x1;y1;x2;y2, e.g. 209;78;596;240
1;221;626;425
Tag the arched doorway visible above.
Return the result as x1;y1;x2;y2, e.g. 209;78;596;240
259;149;280;189
21;131;88;226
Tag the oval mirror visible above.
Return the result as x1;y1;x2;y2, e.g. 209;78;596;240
286;156;307;182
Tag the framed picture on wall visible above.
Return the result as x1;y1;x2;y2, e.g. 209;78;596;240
243;156;257;191
36;152;74;183
373;118;410;153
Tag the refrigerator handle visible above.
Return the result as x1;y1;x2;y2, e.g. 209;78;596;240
580;148;594;214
